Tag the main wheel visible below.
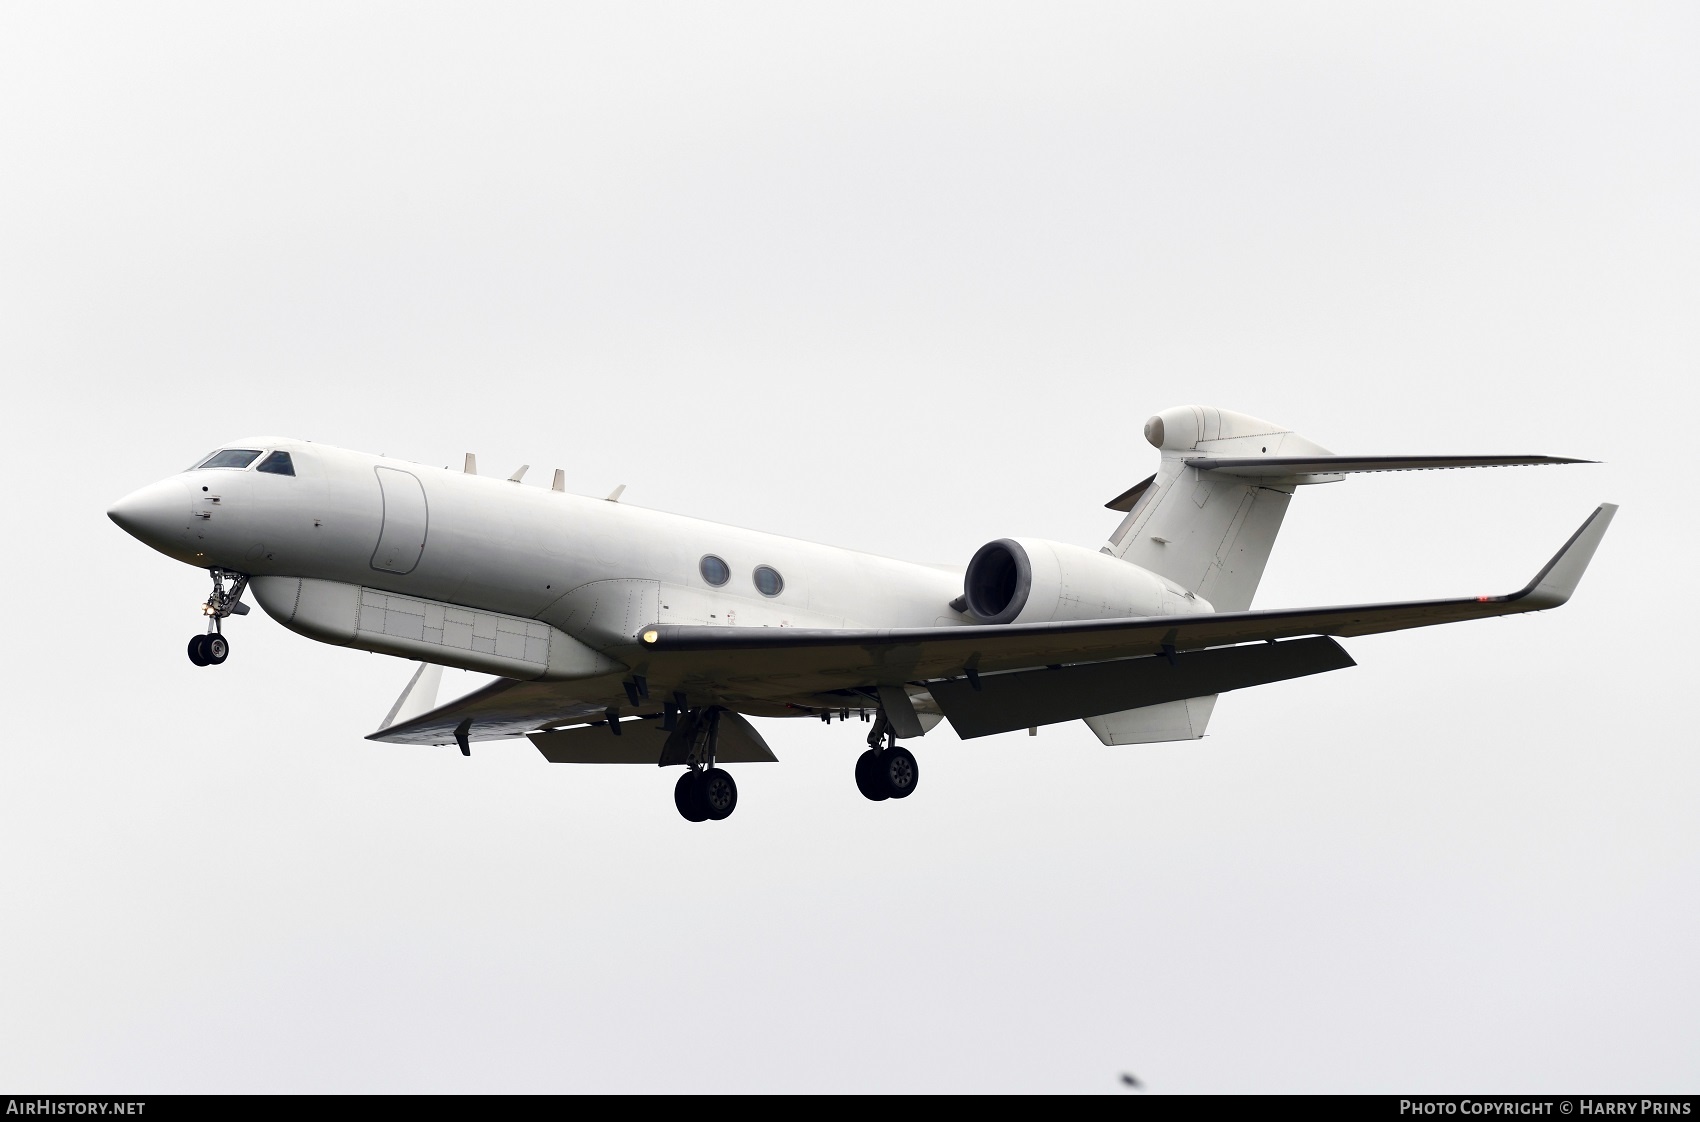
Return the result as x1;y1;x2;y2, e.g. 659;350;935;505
854;749;890;802
879;745;920;799
701;768;738;821
204;634;229;665
674;770;709;822
187;635;209;666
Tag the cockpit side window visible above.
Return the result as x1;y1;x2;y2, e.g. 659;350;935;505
193;449;263;470
256;451;295;476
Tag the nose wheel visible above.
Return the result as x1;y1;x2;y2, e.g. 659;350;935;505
186;634;230;666
186;568;248;667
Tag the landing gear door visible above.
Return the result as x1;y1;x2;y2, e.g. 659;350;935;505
371;467;428;575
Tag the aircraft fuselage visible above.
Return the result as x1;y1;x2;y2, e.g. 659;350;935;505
104;407;1612;822
109;437;968;709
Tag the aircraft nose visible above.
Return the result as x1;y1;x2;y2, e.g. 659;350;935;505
108;478;191;549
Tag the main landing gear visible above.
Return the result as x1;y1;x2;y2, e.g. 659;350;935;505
854;711;920;802
666;705;739;823
187;569;249;668
675;767;738;823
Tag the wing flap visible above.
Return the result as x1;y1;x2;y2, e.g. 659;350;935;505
366;676;617;746
531;719;668;763
929;636;1354;739
528;710;777;764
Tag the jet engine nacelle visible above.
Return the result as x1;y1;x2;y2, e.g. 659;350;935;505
961;537;1211;625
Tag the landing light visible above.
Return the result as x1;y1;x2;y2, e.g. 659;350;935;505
642;629;659;644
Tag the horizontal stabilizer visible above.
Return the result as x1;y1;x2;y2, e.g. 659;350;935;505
1104;473;1157;512
1189;454;1592;478
929;637;1354;739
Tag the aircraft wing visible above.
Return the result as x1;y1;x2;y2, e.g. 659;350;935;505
635;504;1616;689
371;504;1612;746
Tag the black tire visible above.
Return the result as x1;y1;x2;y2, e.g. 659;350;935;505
854;749;890;802
204;634;229;665
187;635;209;666
880;745;920;799
674;770;709;822
701;768;738;821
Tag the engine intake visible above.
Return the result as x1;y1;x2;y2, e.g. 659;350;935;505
961;537;1210;625
963;539;1034;624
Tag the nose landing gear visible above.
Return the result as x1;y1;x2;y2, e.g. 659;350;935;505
187;569;248;667
186;633;230;666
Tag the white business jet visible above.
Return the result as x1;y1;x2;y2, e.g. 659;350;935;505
108;405;1614;822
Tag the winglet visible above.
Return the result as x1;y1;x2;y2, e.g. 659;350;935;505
1511;504;1617;610
376;662;444;732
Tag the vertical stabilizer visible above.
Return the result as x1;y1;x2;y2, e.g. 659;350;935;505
1104;405;1328;613
1092;405;1326;745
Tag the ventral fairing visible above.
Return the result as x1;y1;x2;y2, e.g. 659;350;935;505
107;405;1615;822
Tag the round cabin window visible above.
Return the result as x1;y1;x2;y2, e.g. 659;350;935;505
752;565;784;597
700;555;730;586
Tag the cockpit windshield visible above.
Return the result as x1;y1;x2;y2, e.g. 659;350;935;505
193;449;262;470
256;451;295;476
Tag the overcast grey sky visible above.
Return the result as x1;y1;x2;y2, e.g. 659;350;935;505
2;1;1695;1092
